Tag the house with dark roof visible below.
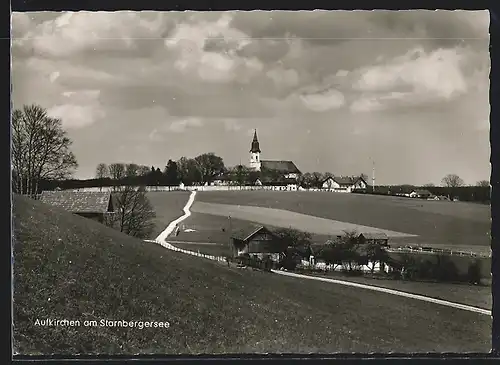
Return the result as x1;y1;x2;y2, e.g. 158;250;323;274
322;175;368;192
39;191;114;223
230;225;286;261
248;130;301;183
358;232;389;246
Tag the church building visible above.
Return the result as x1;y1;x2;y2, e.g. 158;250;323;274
249;129;301;180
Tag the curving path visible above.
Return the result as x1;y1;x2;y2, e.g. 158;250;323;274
146;189;491;317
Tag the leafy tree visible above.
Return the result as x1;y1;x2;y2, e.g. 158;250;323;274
273;227;312;269
177;157;202;186
298;172;314;189
311;172;324;188
247;170;261;185
365;243;390;273
230;164;250;186
194;153;225;185
11;104;78;196
95;163;109;179
105;186;156;238
137;165;151;176
164;159;180;186
338;230;362;272
441;174;464;188
125;163;140;177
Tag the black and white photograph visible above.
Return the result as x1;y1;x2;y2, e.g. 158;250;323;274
11;10;491;355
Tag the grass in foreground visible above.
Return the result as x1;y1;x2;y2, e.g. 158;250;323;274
13;195;490;354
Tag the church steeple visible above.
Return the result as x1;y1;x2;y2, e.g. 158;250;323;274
249;129;262;171
250;129;261;153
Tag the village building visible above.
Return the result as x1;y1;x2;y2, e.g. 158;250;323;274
358;232;389;246
39;191;114;224
230;225;285;262
248;130;301;183
321;175;368;192
409;189;433;199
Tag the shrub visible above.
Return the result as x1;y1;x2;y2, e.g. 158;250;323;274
432;255;460;282
466;260;482;285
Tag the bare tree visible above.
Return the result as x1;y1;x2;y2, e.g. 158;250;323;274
423;183;435;187
109;163;126;180
105;186;156;238
476;180;490;187
11;104;78;196
441;174;465;188
95;163;109;179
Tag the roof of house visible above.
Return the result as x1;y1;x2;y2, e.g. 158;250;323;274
359;232;389;240
214;174;232;181
39;191;113;214
325;175;367;186
261;160;301;174
231;225;267;242
412;189;432;195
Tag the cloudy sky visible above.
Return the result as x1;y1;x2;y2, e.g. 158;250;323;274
11;10;490;185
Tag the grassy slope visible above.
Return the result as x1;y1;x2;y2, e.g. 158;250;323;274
13;195;490;354
146;191;191;238
196;191;491;248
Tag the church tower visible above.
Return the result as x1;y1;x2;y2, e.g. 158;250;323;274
249;129;261;171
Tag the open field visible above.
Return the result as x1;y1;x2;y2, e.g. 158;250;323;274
13;195;490;353
146;191;191;238
173;211;332;245
196;191;491;250
192;201;417;238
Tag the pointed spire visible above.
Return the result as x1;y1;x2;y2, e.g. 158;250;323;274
250;128;261;153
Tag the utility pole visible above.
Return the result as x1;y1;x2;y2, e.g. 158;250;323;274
228;215;233;255
371;158;376;193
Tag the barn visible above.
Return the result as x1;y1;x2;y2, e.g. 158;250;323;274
39;191;114;224
358;232;389;246
230;225;286;261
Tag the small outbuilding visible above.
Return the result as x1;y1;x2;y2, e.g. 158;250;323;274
39;190;114;223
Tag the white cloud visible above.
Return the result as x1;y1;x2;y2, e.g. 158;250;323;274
47;89;104;128
350;91;412;113
168;117;204;133
222;119;242;131
266;67;299;88
165;13;263;83
300;88;346;112
353;46;468;99
48;104;105;129
13;11;167;58
49;71;60;83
